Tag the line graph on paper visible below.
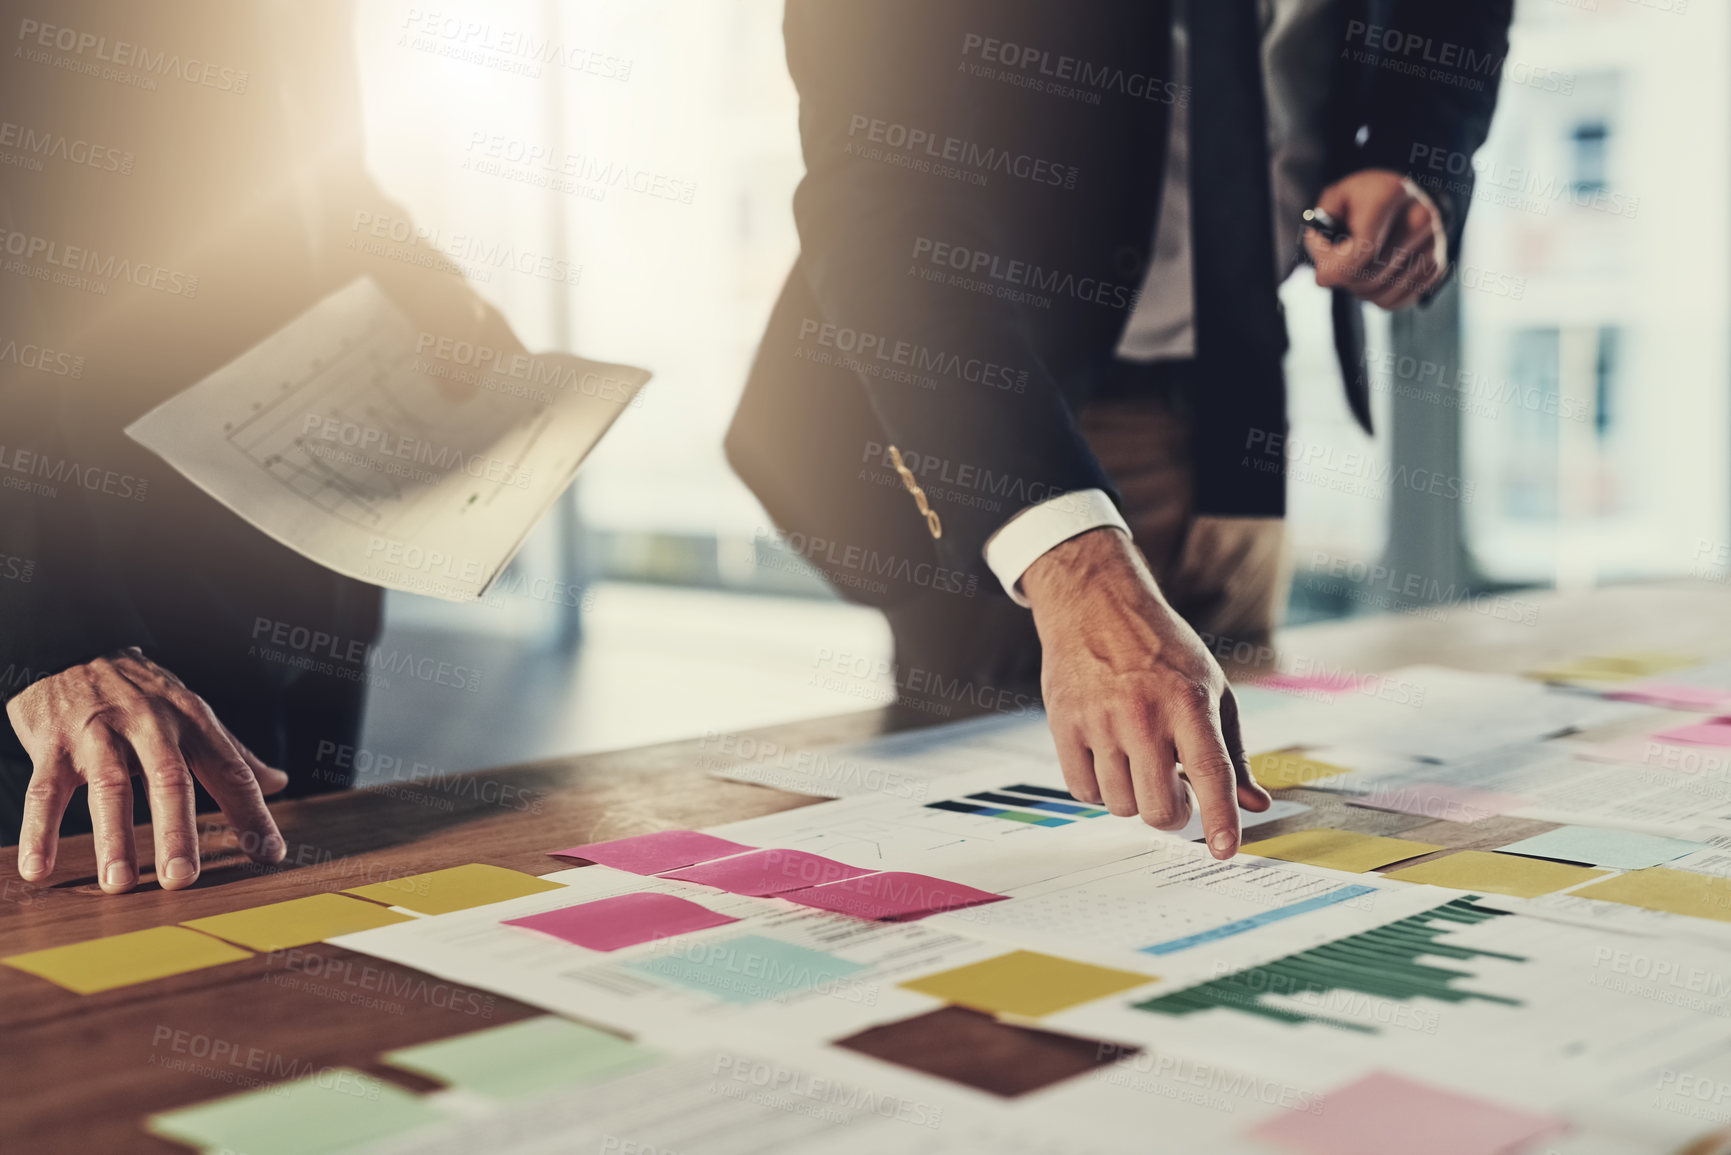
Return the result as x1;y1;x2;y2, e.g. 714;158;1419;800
217;285;545;542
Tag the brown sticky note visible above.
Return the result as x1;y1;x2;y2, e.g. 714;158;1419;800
836;1006;1131;1098
1243;828;1442;873
1249;751;1353;791
1385;850;1608;898
1573;868;1731;923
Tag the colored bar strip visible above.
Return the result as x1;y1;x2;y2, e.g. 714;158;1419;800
925;800;1071;827
969;791;1106;817
1004;784;1079;801
1140;885;1378;956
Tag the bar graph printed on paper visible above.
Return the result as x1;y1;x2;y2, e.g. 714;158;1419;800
1133;897;1526;1032
925;783;1109;827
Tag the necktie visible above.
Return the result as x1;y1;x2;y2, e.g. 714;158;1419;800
1187;0;1287;516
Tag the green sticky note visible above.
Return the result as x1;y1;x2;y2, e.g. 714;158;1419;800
626;934;866;1004
383;1016;660;1100
144;1069;445;1155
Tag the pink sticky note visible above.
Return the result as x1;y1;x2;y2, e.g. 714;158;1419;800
504;893;737;952
660;849;874;896
1252;672;1360;697
550;830;756;875
1352;781;1528;823
780;872;1005;921
1608;683;1731;712
1655;719;1731;747
1250;1071;1564;1155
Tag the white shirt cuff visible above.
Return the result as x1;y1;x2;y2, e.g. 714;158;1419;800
982;488;1130;607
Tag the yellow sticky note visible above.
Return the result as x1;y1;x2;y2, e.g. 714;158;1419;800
1573;868;1731;923
1525;652;1698;685
1385;850;1608;898
1249;752;1354;791
2;925;251;994
900;950;1156;1018
1242;828;1442;873
344;863;566;915
182;892;414;951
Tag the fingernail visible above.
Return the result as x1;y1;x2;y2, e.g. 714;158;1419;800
19;853;45;878
262;835;286;862
1209;831;1235;856
164;856;196;882
104;861;133;889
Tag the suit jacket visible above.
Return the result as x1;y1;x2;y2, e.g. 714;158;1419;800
726;0;1512;608
0;1;519;789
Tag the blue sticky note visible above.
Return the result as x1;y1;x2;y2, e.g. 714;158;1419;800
1499;826;1703;871
625;934;866;1004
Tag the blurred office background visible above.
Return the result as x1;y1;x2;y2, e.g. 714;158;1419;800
349;0;1726;779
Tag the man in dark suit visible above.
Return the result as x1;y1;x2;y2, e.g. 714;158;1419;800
727;0;1513;857
0;1;522;891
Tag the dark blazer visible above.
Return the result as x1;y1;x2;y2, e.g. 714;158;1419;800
727;0;1513;608
0;1;518;791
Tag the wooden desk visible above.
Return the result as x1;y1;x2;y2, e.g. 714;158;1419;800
3;579;1729;1152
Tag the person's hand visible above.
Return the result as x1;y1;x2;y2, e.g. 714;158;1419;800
7;648;289;893
1306;168;1448;310
1022;528;1271;858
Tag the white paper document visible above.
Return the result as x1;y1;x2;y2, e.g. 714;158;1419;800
126;277;648;600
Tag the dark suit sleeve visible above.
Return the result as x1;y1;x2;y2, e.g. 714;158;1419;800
777;0;1169;581
1330;0;1516;262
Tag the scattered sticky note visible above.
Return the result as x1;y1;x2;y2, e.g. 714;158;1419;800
1608;682;1731;711
1352;781;1528;823
182;892;414;951
1654;719;1731;748
900;950;1156;1018
1498;826;1703;871
1574;868;1731;923
1385;850;1608;898
1241;829;1442;873
780;872;1005;920
1249;1070;1564;1155
1248;751;1353;791
2;926;251;995
145;1068;445;1155
1251;672;1360;696
659;849;873;896
1526;652;1698;685
383;1016;659;1100
626;933;866;1003
504;893;738;952
550;830;755;874
345;863;567;915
